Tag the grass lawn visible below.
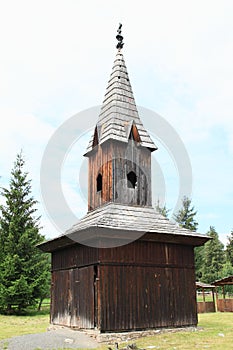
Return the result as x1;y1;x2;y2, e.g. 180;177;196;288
1;312;233;349
123;313;233;350
0;311;49;341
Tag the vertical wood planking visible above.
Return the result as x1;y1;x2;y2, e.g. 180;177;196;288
51;270;71;326
51;240;198;331
99;263;197;331
87;140;152;210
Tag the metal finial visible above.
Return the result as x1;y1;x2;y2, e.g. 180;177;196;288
116;23;124;49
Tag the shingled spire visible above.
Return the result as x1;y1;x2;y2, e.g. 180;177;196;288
85;24;157;155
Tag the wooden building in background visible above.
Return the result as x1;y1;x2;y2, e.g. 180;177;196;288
38;26;209;332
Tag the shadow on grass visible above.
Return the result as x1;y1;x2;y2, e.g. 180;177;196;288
0;305;50;317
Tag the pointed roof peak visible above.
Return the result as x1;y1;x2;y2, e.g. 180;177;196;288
116;23;124;50
84;26;157;155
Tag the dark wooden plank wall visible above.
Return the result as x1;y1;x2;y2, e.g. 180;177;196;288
88;141;152;210
51;241;194;271
51;266;95;328
99;241;194;267
99;264;197;331
97;241;197;331
88;142;113;211
113;141;152;207
52;244;99;271
72;266;95;328
51;270;71;326
50;241;197;331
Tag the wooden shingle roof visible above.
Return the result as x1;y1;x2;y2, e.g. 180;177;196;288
38;203;209;251
84;50;157;155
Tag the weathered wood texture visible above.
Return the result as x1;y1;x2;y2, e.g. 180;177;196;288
52;244;99;271
39;204;209;253
50;270;71;326
99;265;197;331
50;241;198;331
51;241;194;271
51;266;95;328
197;301;216;313
217;299;233;312
98;242;197;331
88;143;112;211
98;241;194;266
88;140;152;211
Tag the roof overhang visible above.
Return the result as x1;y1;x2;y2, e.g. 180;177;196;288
213;275;233;286
38;203;210;252
38;226;209;253
196;281;215;289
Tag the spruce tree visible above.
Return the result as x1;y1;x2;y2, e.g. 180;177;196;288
173;196;203;279
195;245;205;281
202;226;225;284
155;200;170;218
226;230;233;266
0;152;50;313
173;196;198;231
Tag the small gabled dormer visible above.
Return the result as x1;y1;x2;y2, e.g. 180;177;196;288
127;121;141;144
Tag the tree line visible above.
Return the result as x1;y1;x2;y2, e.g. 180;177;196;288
156;197;233;285
0;152;231;313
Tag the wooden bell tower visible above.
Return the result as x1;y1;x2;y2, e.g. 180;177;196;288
38;24;210;334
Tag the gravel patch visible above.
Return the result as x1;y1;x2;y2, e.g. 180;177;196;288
0;328;98;350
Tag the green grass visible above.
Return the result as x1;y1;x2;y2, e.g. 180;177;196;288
67;313;233;350
196;294;215;302
0;312;49;340
1;312;233;349
123;313;233;350
0;301;50;341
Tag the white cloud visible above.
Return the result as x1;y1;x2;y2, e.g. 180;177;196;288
0;108;54;171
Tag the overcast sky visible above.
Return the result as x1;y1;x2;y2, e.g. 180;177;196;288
0;0;233;245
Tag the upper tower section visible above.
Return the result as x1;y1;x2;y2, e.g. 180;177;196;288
85;24;157;211
85;24;157;155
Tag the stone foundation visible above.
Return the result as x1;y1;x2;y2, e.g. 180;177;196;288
78;326;199;344
48;325;199;344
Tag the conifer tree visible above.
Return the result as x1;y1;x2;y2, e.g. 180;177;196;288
173;196;203;279
173;196;198;231
226;230;233;266
155;199;170;218
202;226;225;284
195;245;205;281
0;152;50;313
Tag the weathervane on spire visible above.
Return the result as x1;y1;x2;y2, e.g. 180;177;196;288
116;23;124;49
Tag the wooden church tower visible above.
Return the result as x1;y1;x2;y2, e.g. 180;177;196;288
39;25;209;332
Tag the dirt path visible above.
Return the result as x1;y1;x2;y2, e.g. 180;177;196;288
0;328;99;350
